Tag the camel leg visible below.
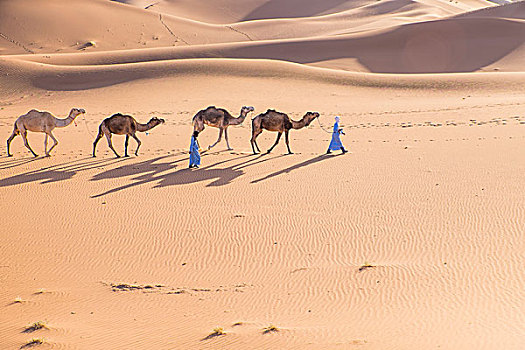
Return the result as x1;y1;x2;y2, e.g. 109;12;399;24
224;128;233;150
44;134;48;155
267;132;282;154
105;132;120;158
251;130;262;154
20;129;37;157
285;130;293;154
208;128;223;150
132;133;142;156
124;135;130;157
6;127;19;157
45;131;59;156
92;130;103;157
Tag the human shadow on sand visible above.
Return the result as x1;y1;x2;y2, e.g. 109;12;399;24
251;153;342;183
0;157;126;187
90;152;289;198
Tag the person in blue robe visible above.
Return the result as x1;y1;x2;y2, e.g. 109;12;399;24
327;116;347;154
189;131;201;168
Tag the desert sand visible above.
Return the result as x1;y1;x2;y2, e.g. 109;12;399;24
1;0;524;349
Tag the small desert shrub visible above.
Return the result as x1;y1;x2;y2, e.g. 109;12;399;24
263;324;279;334
24;321;48;332
23;337;44;347
202;326;226;341
358;262;375;272
212;327;225;335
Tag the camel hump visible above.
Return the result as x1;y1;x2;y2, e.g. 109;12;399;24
206;106;217;110
266;109;285;117
267;109;285;115
104;113;128;124
23;109;44;118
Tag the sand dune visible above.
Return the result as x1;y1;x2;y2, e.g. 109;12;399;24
213;16;525;73
7;15;525;74
3;1;523;73
3;55;525;95
232;6;525;73
1;0;524;349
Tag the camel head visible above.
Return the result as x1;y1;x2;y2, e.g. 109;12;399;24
69;108;85;126
70;108;85;118
193;118;204;134
303;111;320;126
148;117;165;127
241;106;255;116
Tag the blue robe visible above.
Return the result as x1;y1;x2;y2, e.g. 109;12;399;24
189;136;201;167
328;121;344;150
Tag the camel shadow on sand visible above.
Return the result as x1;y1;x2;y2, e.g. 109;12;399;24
0;156;45;171
91;151;340;197
0;151;340;193
0;157;126;187
90;151;288;198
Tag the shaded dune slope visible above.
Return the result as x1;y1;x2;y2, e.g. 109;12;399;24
114;0;495;23
2;56;525;94
456;0;525;19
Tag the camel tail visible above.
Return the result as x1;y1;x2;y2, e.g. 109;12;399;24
6;121;20;156
13;118;20;135
251;116;260;131
97;121;105;137
92;121;105;157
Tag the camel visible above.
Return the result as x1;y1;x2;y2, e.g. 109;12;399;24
192;105;255;150
6;108;85;157
250;110;320;154
92;113;165;158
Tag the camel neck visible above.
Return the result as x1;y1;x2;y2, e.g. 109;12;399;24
136;122;154;132
229;113;247;126
291;118;308;129
55;114;75;128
